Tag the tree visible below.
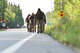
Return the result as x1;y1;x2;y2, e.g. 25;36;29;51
1;1;24;28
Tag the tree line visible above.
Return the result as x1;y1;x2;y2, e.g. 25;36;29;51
0;0;24;28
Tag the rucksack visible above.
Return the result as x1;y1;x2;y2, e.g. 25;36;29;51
36;11;44;20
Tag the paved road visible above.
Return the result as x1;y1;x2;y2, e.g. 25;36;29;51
0;29;77;53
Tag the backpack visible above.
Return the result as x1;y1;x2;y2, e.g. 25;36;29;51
36;11;44;20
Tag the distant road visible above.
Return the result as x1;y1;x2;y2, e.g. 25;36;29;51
0;29;77;53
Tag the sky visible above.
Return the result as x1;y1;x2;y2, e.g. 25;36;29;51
7;0;54;20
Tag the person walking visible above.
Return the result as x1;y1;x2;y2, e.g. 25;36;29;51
36;8;46;33
29;13;36;32
25;14;31;32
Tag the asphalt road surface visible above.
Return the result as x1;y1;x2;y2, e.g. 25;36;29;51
0;29;77;53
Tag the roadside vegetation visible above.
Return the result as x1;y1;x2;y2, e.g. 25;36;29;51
0;29;5;31
45;0;80;47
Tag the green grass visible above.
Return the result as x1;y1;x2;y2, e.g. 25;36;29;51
0;29;5;31
45;22;80;47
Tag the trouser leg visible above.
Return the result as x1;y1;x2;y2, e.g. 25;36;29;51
34;24;36;32
27;24;29;32
37;23;40;33
42;24;45;33
40;22;45;33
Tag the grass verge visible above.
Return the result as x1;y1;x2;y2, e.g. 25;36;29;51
45;24;80;48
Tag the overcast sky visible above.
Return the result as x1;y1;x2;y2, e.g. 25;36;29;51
8;0;54;19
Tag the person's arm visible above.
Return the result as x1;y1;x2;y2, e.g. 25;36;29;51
43;12;46;24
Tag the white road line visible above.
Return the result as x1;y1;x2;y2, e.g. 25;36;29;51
1;33;36;53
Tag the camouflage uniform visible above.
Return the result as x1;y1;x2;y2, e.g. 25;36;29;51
36;8;46;33
29;13;36;32
25;14;31;32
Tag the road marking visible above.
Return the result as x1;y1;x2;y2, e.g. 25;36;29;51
1;33;36;53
